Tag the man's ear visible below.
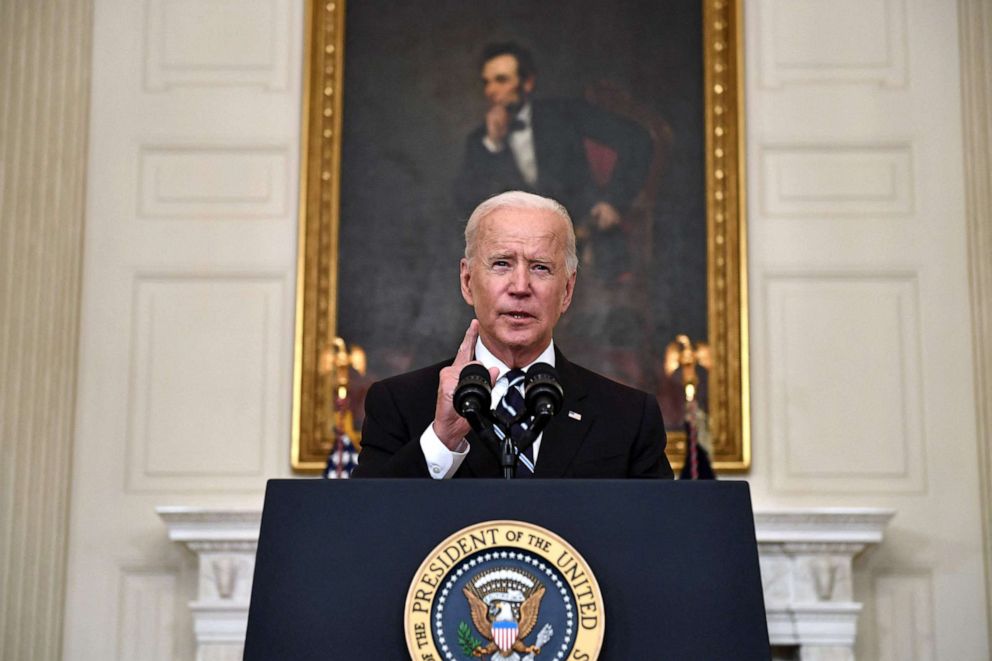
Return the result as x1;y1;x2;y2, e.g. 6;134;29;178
523;76;536;95
460;259;474;306
560;271;576;314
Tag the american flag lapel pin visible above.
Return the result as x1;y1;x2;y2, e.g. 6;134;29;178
568;411;582;420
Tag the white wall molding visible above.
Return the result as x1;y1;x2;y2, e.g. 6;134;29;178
756;0;908;88
144;0;291;91
117;569;179;661
125;275;285;492
873;572;936;660
760;144;914;218
138;144;290;219
764;272;926;493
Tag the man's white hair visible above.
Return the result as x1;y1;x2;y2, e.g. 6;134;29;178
464;191;578;274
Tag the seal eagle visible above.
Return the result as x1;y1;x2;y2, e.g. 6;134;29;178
463;582;546;657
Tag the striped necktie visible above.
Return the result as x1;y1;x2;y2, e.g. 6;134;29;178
493;369;535;477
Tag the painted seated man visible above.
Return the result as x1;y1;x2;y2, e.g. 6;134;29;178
454;42;652;285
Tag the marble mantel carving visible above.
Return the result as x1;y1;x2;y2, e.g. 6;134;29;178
157;506;894;661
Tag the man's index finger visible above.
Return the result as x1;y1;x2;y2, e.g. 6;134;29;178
454;320;479;366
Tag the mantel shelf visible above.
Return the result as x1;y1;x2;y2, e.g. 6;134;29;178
158;505;895;661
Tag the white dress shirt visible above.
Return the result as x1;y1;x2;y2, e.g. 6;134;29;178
420;338;556;479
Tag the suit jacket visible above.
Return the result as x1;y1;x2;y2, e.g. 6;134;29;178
453;98;652;220
352;350;673;479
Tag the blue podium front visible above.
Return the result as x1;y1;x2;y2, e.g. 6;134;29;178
244;479;769;660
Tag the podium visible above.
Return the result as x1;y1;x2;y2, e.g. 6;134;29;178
244;480;770;660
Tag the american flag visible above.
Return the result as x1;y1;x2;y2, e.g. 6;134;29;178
323;430;358;479
323;391;359;478
492;620;518;653
679;398;715;480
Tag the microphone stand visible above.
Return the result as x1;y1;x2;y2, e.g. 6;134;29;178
461;408;515;478
466;412;556;480
456;377;559;479
498;421;517;480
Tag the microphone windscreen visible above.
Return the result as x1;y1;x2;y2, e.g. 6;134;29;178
453;363;492;416
526;362;558;382
524;362;564;415
459;362;491;384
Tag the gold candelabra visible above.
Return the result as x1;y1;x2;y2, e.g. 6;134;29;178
319;337;366;447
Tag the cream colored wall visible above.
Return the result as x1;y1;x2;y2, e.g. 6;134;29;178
44;0;990;659
744;0;989;658
62;1;302;658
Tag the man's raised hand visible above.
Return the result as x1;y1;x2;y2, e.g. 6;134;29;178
432;320;499;450
485;105;511;148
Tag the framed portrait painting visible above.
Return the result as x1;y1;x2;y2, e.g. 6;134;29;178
292;0;748;473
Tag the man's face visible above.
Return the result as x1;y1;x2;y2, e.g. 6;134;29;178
460;207;575;366
481;54;534;109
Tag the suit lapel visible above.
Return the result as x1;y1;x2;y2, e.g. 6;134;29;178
532;350;593;477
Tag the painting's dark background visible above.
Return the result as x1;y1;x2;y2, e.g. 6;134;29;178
337;0;706;420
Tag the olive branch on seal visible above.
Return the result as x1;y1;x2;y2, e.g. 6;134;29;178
457;621;483;657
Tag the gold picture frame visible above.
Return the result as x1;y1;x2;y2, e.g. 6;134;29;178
291;0;748;473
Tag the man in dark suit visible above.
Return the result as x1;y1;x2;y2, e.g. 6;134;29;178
353;191;672;479
453;42;651;284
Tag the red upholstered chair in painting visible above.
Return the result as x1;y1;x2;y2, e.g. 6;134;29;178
568;80;673;387
582;79;673;282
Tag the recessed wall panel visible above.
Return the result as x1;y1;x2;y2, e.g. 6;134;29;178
145;0;290;90
758;0;907;87
874;573;936;661
127;275;284;490
138;146;288;219
767;274;926;492
117;570;177;661
762;145;913;217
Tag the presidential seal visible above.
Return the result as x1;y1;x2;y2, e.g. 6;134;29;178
405;520;604;661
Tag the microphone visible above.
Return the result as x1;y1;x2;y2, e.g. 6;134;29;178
524;363;564;417
453;363;492;418
514;363;564;459
453;364;508;475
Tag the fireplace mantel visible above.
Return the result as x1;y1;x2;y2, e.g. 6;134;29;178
158;506;894;660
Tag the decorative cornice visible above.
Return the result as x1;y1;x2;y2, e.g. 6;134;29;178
157;506;895;547
156;507;262;544
766;603;862;615
761;543;870;556
187;541;257;553
754;509;895;545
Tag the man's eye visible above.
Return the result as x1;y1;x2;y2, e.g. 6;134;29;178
532;264;551;272
492;260;510;269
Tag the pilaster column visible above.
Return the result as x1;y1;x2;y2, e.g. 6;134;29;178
0;1;94;659
958;0;992;646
